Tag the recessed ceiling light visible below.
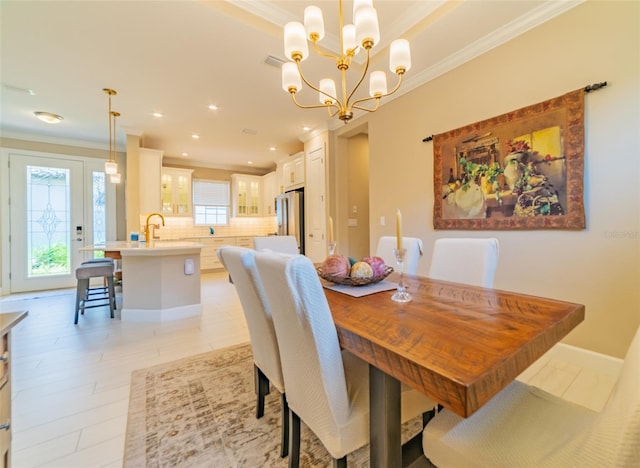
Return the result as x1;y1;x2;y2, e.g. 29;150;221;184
269;146;276;151
247;161;253;165
34;111;63;124
192;133;199;139
302;126;310;132
152;112;163;118
181;152;189;157
208;104;218;111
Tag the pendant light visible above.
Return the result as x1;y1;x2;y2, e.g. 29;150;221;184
110;109;121;183
103;88;119;179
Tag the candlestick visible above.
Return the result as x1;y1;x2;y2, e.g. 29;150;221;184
391;247;412;302
328;216;334;243
396;209;403;251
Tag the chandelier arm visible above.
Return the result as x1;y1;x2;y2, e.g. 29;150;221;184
345;47;372;108
295;61;343;108
350;72;405;112
311;40;340;61
290;93;340;112
380;72;405;98
352;98;381;113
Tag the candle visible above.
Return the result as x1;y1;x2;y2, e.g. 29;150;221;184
328;216;334;243
396;209;403;251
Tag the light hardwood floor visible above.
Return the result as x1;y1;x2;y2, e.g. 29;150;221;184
1;272;620;467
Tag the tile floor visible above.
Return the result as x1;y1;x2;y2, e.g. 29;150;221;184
1;271;249;468
0;272;622;467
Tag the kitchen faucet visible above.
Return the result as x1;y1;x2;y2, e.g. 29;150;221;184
144;212;165;244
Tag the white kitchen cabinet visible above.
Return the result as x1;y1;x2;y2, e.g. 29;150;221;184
235;236;254;248
199;237;229;270
231;174;262;217
262;171;278;216
139;148;163;215
197;236;254;270
282;152;305;191
1;311;27;468
161;167;193;216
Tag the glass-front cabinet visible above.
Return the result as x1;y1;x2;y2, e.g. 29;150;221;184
161;167;193;216
231;174;262;217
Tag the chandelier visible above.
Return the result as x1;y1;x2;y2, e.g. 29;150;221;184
281;0;411;123
103;88;121;183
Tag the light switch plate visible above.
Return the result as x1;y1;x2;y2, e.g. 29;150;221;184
184;259;195;275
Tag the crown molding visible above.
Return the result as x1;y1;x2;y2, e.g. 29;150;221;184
0;128;118;151
328;0;585;130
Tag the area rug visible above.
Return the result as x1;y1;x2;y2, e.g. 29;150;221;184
124;343;424;467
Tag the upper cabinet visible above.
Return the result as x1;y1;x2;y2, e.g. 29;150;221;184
161;167;193;216
231;174;262;217
139;148;163;215
282;152;305;191
262;171;278;216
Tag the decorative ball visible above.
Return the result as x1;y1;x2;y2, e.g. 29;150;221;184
361;256;387;276
322;255;350;278
350;261;374;279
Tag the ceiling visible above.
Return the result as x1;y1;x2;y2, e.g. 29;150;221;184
0;0;581;173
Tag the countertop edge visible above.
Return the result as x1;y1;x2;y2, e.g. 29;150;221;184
0;310;28;335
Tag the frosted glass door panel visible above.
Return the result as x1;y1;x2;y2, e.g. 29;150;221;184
9;155;84;292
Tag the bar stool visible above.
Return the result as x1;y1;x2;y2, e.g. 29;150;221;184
74;262;116;324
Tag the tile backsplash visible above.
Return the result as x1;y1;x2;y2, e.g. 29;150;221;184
141;216;278;240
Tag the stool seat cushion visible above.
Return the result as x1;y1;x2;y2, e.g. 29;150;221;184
76;264;114;280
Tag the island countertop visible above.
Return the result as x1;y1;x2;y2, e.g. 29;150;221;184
82;241;203;257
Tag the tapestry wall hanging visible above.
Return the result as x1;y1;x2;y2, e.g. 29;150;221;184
433;88;586;230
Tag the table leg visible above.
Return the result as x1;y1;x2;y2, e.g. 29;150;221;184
369;364;401;468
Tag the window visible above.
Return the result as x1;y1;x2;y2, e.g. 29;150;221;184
193;179;230;225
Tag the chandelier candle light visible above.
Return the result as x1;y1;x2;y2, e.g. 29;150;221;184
282;0;411;122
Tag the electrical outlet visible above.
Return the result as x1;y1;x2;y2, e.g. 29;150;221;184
380;216;386;226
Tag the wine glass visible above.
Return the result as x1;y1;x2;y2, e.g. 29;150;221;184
391;248;412;303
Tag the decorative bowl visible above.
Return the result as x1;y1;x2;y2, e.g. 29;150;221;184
316;265;394;286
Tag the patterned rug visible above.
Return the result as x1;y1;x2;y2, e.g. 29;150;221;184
124;343;424;467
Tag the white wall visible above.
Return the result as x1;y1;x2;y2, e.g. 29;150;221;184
334;1;640;357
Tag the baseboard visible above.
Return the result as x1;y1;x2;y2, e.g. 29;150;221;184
121;303;202;322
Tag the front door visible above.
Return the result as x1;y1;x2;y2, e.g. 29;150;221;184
9;154;86;292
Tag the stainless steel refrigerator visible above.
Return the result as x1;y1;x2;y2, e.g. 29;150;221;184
276;189;304;254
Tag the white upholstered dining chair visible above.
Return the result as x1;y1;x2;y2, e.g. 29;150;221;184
253;235;299;255
422;324;640;467
428;237;499;287
253;251;436;468
216;246;289;458
376;236;424;275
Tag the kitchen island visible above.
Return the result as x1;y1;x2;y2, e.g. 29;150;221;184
82;241;203;322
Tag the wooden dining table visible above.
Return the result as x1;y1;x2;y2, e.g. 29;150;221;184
323;273;585;468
